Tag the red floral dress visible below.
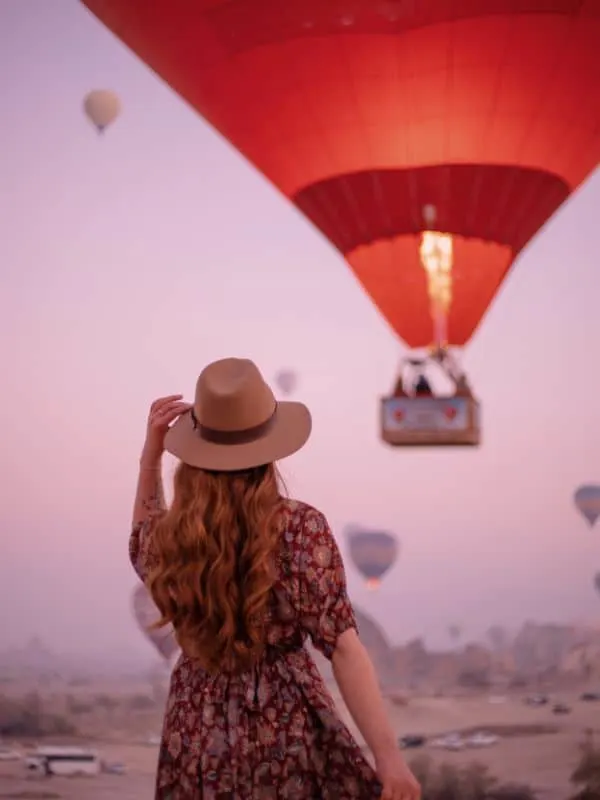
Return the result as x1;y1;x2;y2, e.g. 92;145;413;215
130;499;383;799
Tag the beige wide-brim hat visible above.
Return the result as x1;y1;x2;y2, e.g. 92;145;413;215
164;357;312;472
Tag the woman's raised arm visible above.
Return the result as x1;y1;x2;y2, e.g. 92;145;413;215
131;394;191;528
298;507;420;800
129;395;191;579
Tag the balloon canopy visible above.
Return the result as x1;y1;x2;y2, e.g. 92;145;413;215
345;526;398;589
594;572;600;596
131;584;179;661
82;0;600;346
574;485;600;527
83;89;121;133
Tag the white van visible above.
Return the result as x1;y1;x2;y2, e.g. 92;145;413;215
24;746;100;777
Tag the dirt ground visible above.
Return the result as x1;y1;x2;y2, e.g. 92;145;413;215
0;690;598;799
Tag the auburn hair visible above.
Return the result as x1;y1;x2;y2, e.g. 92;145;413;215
147;462;284;672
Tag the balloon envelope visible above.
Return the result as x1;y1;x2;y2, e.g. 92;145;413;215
131;584;179;661
346;526;398;586
275;370;297;396
83;90;121;132
574;485;600;527
81;1;600;346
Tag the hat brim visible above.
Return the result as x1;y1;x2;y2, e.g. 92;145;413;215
164;401;312;471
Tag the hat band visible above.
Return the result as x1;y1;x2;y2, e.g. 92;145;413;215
190;405;278;446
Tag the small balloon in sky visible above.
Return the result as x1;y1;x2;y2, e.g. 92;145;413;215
448;624;462;641
275;369;297;396
594;572;600;597
345;525;398;589
83;90;121;134
574;485;600;527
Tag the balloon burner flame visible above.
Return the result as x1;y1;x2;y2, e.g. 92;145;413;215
419;230;453;348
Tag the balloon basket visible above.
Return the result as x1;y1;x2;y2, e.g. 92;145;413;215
380;394;481;447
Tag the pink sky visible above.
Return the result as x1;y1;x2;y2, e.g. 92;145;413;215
1;1;599;661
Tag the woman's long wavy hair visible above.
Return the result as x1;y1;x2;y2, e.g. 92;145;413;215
147;462;284;672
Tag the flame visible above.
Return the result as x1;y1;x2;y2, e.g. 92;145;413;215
419;231;453;310
419;230;454;347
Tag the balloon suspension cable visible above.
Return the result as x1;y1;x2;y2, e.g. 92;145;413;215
395;354;406;391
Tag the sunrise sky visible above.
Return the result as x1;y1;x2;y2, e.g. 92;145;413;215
1;0;599;662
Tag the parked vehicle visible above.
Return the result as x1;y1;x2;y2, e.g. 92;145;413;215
24;746;100;778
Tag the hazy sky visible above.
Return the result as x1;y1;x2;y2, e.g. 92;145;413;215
1;1;599;661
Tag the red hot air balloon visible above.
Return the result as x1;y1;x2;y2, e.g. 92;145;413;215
81;0;600;351
131;584;179;662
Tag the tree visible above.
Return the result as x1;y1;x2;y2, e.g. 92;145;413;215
0;692;75;737
408;756;538;800
570;730;600;799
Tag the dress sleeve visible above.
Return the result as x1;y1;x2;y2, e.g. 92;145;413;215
129;516;161;582
298;507;357;659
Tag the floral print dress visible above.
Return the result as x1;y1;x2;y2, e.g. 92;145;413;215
129;499;383;799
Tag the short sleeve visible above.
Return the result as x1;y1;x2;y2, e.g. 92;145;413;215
129;516;161;582
298;507;357;659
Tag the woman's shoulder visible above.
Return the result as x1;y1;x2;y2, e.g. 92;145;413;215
280;498;330;538
281;497;325;521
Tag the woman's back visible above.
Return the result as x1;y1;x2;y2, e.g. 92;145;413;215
130;497;381;799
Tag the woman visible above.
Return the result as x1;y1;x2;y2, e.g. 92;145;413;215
130;357;420;799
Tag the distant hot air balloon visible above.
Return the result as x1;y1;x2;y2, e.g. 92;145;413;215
275;370;297;396
83;89;121;133
345;526;398;590
81;1;600;352
594;572;600;597
448;624;462;644
131;584;179;661
574;485;600;527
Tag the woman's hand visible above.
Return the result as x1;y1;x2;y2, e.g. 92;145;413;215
141;394;192;466
377;750;421;800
